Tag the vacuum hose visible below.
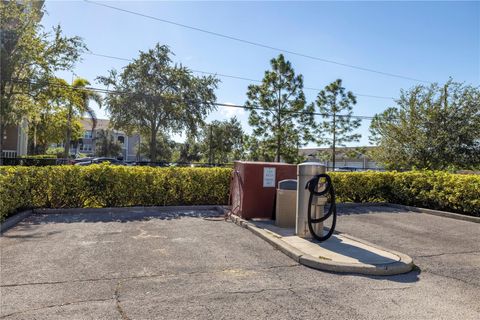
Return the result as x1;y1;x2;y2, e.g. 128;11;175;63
305;173;337;242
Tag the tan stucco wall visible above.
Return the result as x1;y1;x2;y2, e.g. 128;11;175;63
2;125;18;150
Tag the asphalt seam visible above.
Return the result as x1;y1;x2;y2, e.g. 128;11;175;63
101;284;320;307
224;287;293;295
0;265;300;288
415;250;480;258
371;286;413;291
423;269;480;288
0;297;114;319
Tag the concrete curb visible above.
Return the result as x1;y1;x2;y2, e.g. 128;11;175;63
229;214;413;276
386;203;480;224
1;210;33;234
336;202;479;223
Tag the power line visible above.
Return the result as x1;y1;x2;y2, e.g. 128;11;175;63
86;51;395;100
13;78;377;120
84;0;431;84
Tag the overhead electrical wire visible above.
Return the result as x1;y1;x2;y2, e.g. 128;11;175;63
13;78;377;120
86;51;395;100
84;0;431;84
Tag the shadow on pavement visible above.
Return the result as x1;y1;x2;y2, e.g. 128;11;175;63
336;205;415;216
19;210;223;225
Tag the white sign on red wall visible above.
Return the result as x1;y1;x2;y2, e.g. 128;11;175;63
263;167;276;188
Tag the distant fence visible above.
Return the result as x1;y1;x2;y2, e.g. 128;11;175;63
0;158;234;167
0;157;67;166
131;161;234;168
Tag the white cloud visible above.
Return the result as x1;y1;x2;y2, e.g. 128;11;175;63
219;102;245;118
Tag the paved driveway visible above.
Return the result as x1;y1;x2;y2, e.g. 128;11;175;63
1;207;479;319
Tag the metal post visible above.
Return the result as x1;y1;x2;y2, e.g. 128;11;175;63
296;162;326;238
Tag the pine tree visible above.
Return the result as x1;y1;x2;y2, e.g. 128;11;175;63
245;54;314;163
315;79;361;170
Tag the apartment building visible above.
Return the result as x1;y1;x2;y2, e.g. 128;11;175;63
1;121;28;158
72;119;141;161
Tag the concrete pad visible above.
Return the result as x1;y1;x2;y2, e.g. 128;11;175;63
232;216;413;275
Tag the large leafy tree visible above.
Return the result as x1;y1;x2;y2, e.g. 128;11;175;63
0;1;85;162
245;54;314;163
29;107;83;154
139;132;176;162
370;80;480;170
27;77;88;155
315;79;361;170
200;117;244;164
98;44;219;162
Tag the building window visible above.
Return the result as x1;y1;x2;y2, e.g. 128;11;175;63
118;136;125;144
80;144;92;152
84;131;93;139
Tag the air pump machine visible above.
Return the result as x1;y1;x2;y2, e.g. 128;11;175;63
296;162;337;242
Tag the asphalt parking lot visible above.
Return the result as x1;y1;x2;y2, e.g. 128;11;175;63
1;206;479;319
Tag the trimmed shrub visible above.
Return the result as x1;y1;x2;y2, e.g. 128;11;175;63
331;171;480;216
1;167;478;221
0;165;231;221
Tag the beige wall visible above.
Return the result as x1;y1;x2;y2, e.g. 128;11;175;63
2;122;28;157
2;125;18;150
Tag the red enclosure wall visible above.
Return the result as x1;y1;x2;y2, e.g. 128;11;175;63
230;161;297;219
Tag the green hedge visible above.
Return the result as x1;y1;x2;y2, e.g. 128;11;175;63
330;171;479;216
0;165;231;221
20;154;58;159
1;167;479;221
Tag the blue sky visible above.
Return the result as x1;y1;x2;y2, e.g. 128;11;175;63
42;1;479;147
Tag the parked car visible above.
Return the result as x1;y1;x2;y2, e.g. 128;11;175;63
132;161;170;167
74;157;124;166
335;166;360;172
69;157;94;165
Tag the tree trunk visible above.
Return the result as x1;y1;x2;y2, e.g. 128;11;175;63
64;105;73;158
332;111;336;171
32;121;37;155
276;75;282;162
0;117;4;165
149;127;157;162
276;134;281;162
137;135;141;161
208;125;213;164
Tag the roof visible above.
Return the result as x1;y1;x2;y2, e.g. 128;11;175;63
300;146;376;154
80;118;112;131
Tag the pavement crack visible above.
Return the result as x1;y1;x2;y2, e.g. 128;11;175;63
224;287;292;295
424;269;480;288
1;265;301;288
0;298;113;319
114;282;130;320
266;264;299;270
416;250;480;258
372;286;413;291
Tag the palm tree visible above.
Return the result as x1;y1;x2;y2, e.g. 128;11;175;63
63;78;101;158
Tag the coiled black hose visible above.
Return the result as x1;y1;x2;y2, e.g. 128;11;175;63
305;173;337;242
